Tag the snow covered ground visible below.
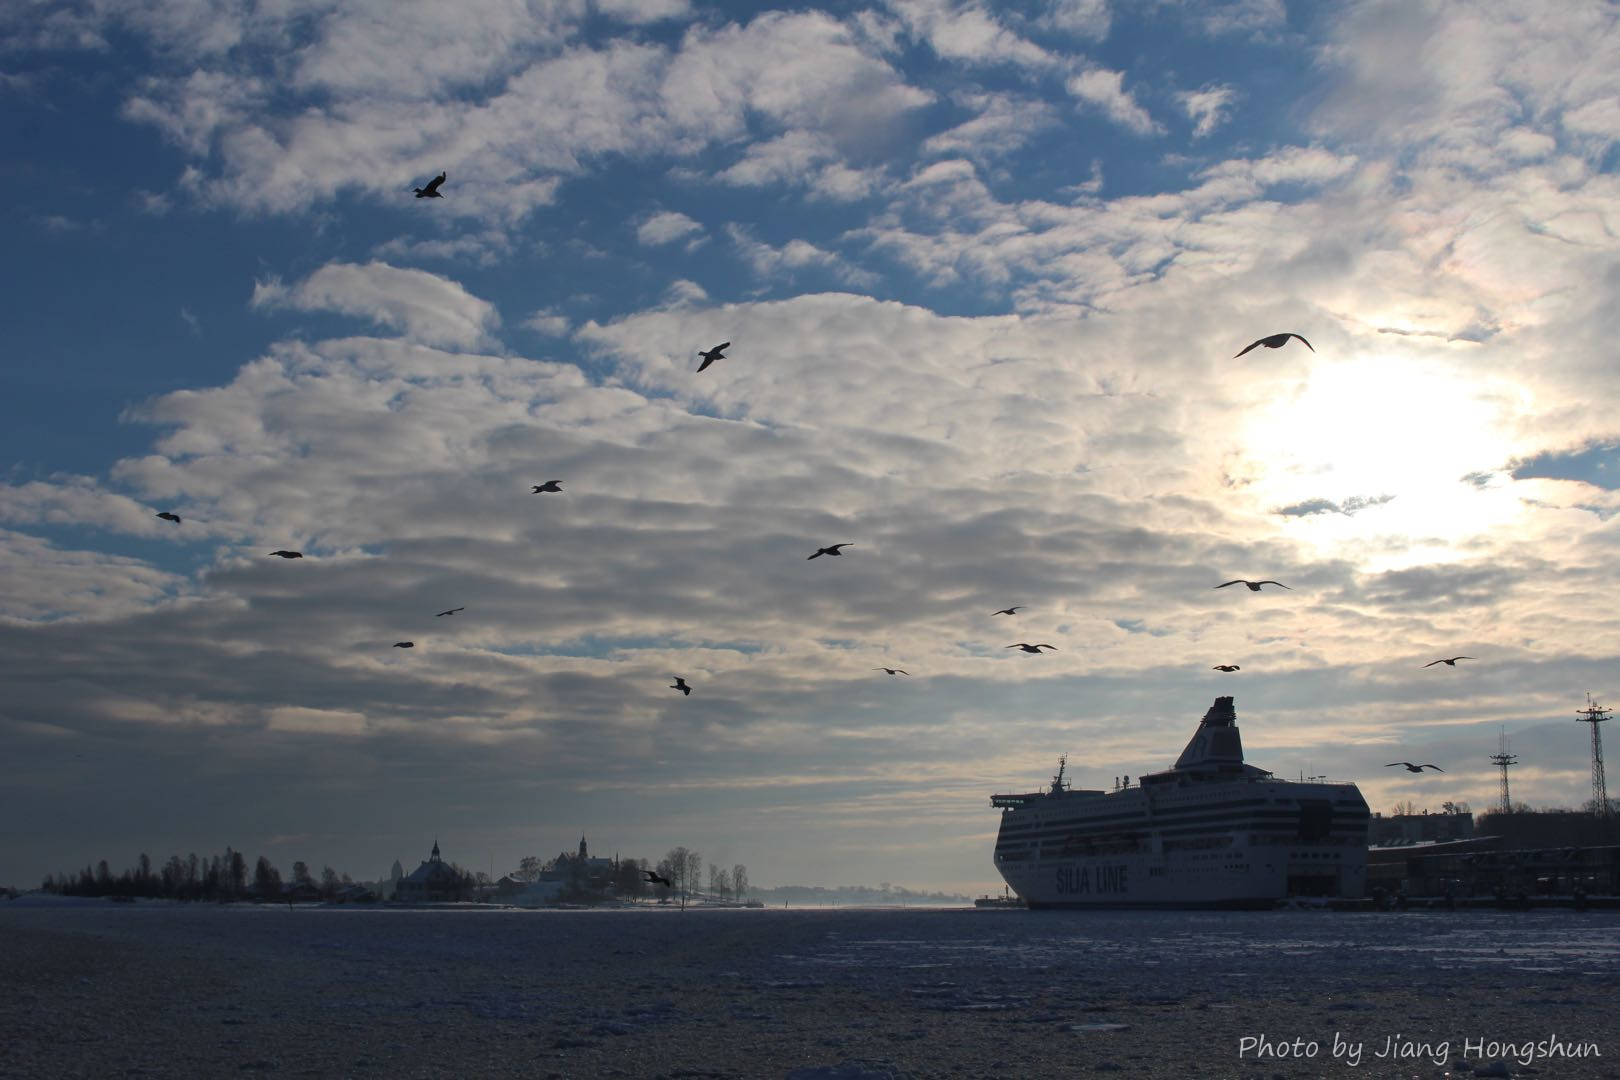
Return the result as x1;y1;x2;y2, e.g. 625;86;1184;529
3;901;1617;1078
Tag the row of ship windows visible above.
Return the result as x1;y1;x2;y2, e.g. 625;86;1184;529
997;835;1362;857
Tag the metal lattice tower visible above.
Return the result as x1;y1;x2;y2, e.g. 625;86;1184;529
1576;694;1611;818
1489;728;1517;815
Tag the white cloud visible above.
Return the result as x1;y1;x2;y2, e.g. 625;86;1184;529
1040;0;1110;38
885;0;1065;71
1066;68;1162;135
725;225;876;286
250;261;501;350
593;0;693;23
636;209;705;246
922;91;1058;160
1178;83;1237;138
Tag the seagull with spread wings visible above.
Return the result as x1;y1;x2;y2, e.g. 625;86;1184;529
531;481;563;493
1215;579;1291;591
268;550;303;559
1233;332;1313;358
808;543;853;560
1007;643;1057;653
992;606;1023;616
671;677;691;696
156;512;181;524
697;342;730;372
413;172;446;198
1386;762;1444;773
874;667;909;676
1424;656;1475;667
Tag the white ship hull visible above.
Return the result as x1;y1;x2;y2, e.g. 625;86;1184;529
991;698;1370;909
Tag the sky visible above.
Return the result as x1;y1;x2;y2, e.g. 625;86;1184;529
5;0;1620;895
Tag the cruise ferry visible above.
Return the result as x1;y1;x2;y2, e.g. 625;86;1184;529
990;697;1369;908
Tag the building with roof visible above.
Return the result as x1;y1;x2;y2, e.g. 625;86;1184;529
393;841;464;903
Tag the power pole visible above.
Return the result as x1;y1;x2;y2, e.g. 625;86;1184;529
1576;694;1611;818
1490;728;1517;815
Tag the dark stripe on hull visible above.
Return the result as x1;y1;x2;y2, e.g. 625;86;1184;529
1025;897;1283;911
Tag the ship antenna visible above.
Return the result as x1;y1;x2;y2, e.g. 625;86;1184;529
1052;754;1068;793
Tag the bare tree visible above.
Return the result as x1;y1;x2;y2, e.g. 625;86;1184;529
1391;799;1419;817
684;850;702;900
664;846;691;893
709;863;731;900
732;864;748;903
515;855;542;883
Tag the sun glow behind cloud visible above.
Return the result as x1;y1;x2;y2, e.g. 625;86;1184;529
1237;355;1534;569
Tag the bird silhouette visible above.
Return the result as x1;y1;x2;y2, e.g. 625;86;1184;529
1212;664;1241;672
156;512;181;524
436;607;465;617
413;172;446;198
1386;762;1444;772
393;642;414;648
874;667;909;675
1424;656;1475;667
696;342;729;372
1007;643;1057;653
671;676;691;696
643;870;673;887
992;606;1023;616
1233;332;1313;358
531;481;563;493
808;543;853;560
268;550;303;559
1215;579;1291;591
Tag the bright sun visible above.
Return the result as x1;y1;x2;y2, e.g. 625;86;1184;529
1234;355;1531;569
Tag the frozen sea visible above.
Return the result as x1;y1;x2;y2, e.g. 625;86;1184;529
3;899;1618;1078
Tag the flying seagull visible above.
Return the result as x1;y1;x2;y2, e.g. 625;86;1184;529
1007;643;1057;653
1233;332;1313;358
531;481;563;493
643;870;673;887
696;342;729;372
1386;762;1444;773
393;642;414;648
1213;664;1241;672
436;607;465;617
992;606;1023;616
1215;579;1291;591
807;543;853;560
413;172;446;198
156;512;181;524
1424;656;1475;668
671;676;691;696
874;667;909;676
268;550;303;559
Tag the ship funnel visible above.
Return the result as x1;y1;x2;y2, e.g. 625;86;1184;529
1172;696;1246;771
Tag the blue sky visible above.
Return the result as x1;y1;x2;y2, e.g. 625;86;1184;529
5;0;1620;893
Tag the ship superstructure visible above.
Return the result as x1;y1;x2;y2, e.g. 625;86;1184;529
991;697;1369;908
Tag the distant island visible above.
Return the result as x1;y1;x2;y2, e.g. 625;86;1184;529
17;836;972;908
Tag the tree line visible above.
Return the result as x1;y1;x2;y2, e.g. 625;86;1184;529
508;843;750;904
39;848;362;902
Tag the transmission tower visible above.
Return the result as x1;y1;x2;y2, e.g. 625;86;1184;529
1576;694;1611;818
1489;728;1517;815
